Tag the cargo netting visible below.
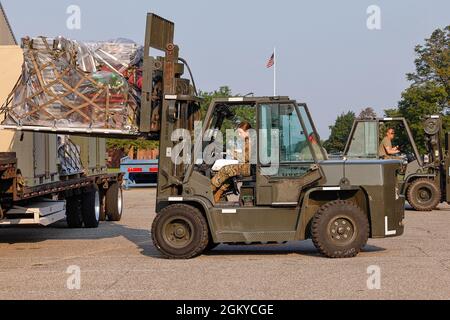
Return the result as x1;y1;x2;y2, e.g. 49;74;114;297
1;37;145;134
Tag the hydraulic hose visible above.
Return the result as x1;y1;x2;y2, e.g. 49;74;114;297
178;57;198;96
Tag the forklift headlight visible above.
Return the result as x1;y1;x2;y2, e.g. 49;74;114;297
423;155;429;164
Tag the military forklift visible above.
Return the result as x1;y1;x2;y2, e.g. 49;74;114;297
0;13;405;259
344;116;449;211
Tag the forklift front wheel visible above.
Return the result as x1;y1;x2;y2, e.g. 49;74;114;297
152;204;209;259
311;200;369;258
407;178;441;211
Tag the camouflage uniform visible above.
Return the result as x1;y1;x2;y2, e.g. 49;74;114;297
211;138;251;193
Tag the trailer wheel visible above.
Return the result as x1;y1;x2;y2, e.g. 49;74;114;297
152;204;209;259
99;189;107;222
66;196;83;228
81;186;100;228
407;178;441;211
106;183;123;221
311;200;369;258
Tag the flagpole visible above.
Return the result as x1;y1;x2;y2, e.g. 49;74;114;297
273;47;277;96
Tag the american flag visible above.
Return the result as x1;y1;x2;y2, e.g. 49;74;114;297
266;53;275;68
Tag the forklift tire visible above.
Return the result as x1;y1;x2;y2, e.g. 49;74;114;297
81;186;100;228
106;183;123;221
407;178;441;211
311;200;369;258
66;196;83;228
152;204;209;259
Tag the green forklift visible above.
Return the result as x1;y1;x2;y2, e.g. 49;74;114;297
0;13;406;259
344;116;449;211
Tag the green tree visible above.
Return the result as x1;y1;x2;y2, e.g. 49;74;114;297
385;26;449;153
107;138;159;158
323;111;356;153
199;86;233;117
199;86;256;131
358;107;377;119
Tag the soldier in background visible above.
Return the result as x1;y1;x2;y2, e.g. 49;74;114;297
211;122;252;203
379;128;400;159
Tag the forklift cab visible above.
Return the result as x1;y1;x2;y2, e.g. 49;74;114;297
190;97;327;207
344;118;422;167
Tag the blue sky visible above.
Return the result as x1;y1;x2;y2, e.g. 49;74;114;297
2;0;449;137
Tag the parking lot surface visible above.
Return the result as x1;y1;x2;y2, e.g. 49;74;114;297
0;188;449;300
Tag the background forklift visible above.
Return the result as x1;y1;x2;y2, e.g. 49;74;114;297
344;116;448;211
1;13;405;259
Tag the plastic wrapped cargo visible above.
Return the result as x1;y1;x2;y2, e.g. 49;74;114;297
85;38;141;74
1;36;141;134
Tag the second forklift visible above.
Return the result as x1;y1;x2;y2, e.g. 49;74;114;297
344;115;449;211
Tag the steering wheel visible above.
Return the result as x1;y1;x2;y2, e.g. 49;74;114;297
405;152;416;162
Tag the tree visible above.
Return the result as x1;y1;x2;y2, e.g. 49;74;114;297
407;26;449;95
323;111;356;153
385;26;449;153
106;138;159;159
199;86;233;117
358;107;377;119
199;86;256;131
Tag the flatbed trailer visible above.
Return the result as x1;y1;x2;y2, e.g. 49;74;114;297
120;157;158;189
0;152;124;227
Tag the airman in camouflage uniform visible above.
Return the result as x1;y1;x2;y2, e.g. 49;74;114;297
211;122;252;203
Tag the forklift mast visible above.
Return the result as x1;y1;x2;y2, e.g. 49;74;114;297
423;116;444;165
140;13;202;199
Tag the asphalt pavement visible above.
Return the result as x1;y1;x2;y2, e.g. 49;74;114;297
0;188;449;300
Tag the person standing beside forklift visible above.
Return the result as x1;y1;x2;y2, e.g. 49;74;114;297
379;128;400;159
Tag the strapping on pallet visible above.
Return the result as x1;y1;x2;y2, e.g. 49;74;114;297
1;37;142;133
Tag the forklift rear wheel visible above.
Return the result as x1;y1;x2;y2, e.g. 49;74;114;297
152;204;209;259
311;200;369;258
66;195;83;228
407;178;441;211
106;183;123;221
81;186;100;228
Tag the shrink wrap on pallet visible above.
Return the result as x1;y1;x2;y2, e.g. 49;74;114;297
1;37;144;134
